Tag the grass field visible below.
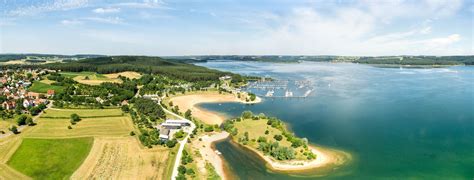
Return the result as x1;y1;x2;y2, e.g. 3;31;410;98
0;119;15;134
59;72;121;85
29;81;64;93
7;138;93;179
28;109;132;138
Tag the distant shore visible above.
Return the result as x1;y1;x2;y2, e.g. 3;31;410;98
167;91;261;125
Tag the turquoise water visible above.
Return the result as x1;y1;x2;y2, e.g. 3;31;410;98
196;61;474;179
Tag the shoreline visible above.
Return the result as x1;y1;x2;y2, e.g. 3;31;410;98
230;138;351;173
167;91;261;125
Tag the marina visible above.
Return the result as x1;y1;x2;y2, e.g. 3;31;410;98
246;79;315;98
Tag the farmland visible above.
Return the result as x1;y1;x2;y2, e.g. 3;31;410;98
0;108;174;179
60;72;122;85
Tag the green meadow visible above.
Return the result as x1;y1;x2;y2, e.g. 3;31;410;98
7;138;93;180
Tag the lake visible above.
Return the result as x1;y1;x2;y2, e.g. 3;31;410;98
196;61;474;179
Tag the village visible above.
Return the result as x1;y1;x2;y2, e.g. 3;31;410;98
0;69;56;117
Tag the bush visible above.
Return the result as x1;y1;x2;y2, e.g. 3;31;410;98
204;125;214;132
178;165;186;174
166;139;178;148
9;125;19;134
273;134;283;141
67;125;72;129
70;113;81;122
130;131;135;136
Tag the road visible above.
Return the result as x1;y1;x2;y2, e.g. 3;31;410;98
0;101;53;139
158;99;196;180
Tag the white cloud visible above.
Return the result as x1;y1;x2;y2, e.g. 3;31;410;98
419;26;432;34
228;5;467;56
60;19;83;26
113;0;168;9
83;17;124;24
93;7;120;14
6;0;88;17
425;34;461;46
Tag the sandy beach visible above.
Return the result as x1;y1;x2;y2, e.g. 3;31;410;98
168;91;261;125
192;132;230;180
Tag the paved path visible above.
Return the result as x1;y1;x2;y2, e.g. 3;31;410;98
157;98;196;180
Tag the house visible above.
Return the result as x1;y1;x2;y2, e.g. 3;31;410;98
219;75;232;81
158;119;192;141
164;119;191;126
2;101;16;110
23;99;33;108
159;128;170;140
47;89;55;97
27;92;40;99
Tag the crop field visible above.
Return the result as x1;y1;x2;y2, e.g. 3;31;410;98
72;137;175;179
59;72;121;85
7;138;93;179
29;81;64;93
104;71;142;79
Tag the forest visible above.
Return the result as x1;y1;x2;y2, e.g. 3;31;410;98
36;56;237;82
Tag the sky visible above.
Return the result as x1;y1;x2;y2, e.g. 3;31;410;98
0;0;473;56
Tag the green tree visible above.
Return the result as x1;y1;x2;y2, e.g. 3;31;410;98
70;113;81;122
26;117;35;126
121;105;129;113
184;109;192;119
16;115;28;126
241;111;253;119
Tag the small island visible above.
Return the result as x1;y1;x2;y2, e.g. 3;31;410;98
222;111;350;172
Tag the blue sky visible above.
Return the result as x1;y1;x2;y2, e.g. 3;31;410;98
1;0;473;56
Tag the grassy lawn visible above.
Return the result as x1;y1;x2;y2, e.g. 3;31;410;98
233;118;292;148
29;81;64;93
7;137;93;180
